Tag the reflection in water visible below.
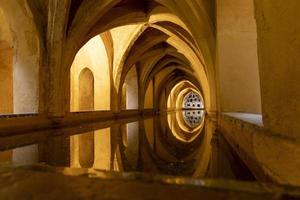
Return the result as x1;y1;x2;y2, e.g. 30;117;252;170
71;128;111;170
0;112;211;177
183;110;205;128
0;144;39;165
167;110;205;144
140;111;212;176
122;122;139;170
0;111;253;181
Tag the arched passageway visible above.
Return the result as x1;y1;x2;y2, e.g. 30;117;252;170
1;1;300;199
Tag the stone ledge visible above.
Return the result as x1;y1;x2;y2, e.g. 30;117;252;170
220;113;300;186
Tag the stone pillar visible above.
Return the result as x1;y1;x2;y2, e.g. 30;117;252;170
0;40;13;114
254;0;300;138
217;0;262;114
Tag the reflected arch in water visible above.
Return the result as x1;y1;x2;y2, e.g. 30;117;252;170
140;112;211;176
168;111;205;143
182;110;205;129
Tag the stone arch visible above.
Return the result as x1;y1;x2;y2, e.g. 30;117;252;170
70;68;95;168
144;64;202;111
111;22;212;112
70;35;111;112
78;68;95;168
100;31;115;110
59;2;216;114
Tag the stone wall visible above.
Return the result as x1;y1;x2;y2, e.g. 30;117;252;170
217;0;262;114
254;0;300;139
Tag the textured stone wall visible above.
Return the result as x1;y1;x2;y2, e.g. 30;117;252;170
217;0;262;114
254;0;300;139
70;36;110;111
125;66;139;110
0;41;13;114
144;80;154;109
220;113;300;186
0;0;40;114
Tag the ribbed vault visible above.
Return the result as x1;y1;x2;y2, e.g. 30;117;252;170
24;0;216;114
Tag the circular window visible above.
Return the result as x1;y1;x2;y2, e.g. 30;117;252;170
183;92;203;109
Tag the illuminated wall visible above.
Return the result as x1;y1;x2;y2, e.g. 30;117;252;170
124;65;139;110
70;35;110;112
110;24;143;89
0;9;13;114
217;0;262;114
0;0;40;164
94;128;111;170
0;1;40;114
